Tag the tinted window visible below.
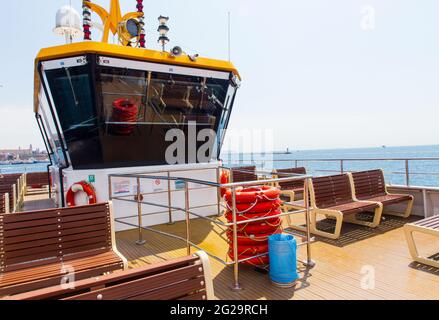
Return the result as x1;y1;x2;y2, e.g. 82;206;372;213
44;56;236;169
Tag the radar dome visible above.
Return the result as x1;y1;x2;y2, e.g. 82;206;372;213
54;5;82;42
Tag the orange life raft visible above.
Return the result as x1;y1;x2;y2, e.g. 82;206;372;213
225;186;280;204
225;186;282;266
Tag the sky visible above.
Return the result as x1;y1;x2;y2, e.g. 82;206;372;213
0;0;438;152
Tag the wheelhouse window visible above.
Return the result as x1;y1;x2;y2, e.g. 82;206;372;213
42;55;237;169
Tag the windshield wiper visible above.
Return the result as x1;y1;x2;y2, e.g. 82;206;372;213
64;67;79;107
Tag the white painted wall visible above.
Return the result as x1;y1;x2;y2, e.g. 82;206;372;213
53;163;221;232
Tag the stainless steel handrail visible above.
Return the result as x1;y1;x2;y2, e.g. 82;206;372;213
224;157;439;187
109;166;315;291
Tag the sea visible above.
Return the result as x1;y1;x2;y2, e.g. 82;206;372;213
222;145;439;188
2;145;439;187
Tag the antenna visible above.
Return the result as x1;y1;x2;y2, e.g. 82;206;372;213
228;12;231;62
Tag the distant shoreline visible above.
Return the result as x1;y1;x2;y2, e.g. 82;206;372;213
224;144;439;155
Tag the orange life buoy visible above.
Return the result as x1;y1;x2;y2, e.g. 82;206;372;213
226;228;283;245
233;243;269;255
225;208;282;224
237;219;282;234
226;199;281;215
66;181;97;207
220;170;229;198
225;186;280;204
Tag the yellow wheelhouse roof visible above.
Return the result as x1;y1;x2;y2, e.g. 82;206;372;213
34;41;240;112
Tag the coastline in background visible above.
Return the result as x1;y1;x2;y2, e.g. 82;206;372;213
222;144;439;187
0;162;50;175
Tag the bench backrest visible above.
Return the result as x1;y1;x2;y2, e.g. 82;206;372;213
276;167;307;191
413;215;439;230
26;172;49;187
8;252;214;301
0;185;15;212
351;170;386;199
0;203;114;273
231;166;258;183
311;174;353;209
0;193;7;214
0;174;22;181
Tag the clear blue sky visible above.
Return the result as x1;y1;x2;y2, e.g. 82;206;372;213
0;0;438;151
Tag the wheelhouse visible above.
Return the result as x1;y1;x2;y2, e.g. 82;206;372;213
34;43;240;170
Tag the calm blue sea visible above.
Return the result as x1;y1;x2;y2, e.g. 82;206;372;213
2;145;439;187
222;145;439;188
0;163;50;175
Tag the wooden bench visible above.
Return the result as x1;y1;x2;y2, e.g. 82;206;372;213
230;166;258;183
0;193;9;214
0;174;25;195
0;202;127;297
26;172;50;189
0;185;15;213
351;170;414;218
309;174;383;239
274;167;307;202
404;216;439;268
6;252;214;301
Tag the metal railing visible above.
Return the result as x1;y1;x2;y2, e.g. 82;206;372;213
223;157;439;187
109;166;315;291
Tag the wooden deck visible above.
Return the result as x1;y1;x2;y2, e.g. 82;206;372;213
116;214;439;300
20;192;439;300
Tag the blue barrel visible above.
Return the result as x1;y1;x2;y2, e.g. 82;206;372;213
268;234;299;287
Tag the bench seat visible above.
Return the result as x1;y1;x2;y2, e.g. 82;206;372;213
404;215;439;268
6;252;214;301
0;251;124;295
274;167;307;202
230;166;258;183
324;201;380;215
359;194;412;206
352;170;414;218
0;203;127;297
309;174;383;239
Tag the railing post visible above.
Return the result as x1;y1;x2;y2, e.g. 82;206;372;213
230;186;242;291
340;160;344;174
216;167;222;217
136;177;146;245
405;159;410;186
304;178;315;268
295;160;298;168
184;182;191;256
167;172;174;225
108;175;113;201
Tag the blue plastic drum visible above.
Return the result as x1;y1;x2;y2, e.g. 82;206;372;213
268;234;299;287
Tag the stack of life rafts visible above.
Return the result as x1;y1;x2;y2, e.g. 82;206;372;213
110;98;139;136
221;172;283;266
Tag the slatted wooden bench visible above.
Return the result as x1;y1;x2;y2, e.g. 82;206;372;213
26;172;50;189
0;174;25;195
404;216;439;268
309;174;383;239
0;185;15;213
0;193;9;214
230;166;258;183
0;202;127;297
274;167;307;202
6;251;214;301
351;170;414;218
